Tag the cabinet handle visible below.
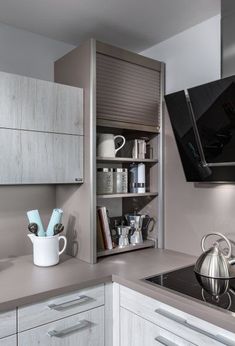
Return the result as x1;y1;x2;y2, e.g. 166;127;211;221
155;308;235;346
48;295;92;311
154;336;177;346
48;319;91;337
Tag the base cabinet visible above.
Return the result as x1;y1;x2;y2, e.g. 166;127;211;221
18;306;104;346
120;307;194;346
0;335;16;346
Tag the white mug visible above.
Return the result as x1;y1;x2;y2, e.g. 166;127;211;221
97;133;125;157
28;234;67;267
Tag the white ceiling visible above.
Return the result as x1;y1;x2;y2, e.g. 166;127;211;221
0;0;220;52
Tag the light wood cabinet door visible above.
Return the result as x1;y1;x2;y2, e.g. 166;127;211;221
0;129;83;184
0;71;83;135
0;335;16;346
18;306;104;346
0;310;16;339
18;284;104;332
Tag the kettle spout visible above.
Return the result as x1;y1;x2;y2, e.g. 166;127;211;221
27;233;35;243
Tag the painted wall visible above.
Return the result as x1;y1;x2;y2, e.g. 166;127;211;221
0;22;75;258
141;15;235;256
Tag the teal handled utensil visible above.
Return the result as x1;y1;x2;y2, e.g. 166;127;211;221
53;223;64;236
46;209;63;237
27;210;46;237
28;223;38;236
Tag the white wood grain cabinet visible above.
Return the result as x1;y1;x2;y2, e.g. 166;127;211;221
119;285;235;346
0;70;84;184
0;71;83;135
18;306;104;346
0;309;16;339
0;335;16;346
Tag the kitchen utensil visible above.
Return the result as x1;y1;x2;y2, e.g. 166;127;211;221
194;232;235;279
97;168;113;194
138;139;147;160
130;227;143;245
118;226;130;247
27;209;46;237
46;209;63;237
97;133;125;158
28;223;38;236
132;140;138;159
54;223;64;236
141;216;155;240
28;233;67;267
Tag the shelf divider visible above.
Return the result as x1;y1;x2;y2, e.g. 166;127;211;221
97;157;158;164
97;192;158;199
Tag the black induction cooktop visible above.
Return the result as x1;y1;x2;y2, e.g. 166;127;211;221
145;265;235;313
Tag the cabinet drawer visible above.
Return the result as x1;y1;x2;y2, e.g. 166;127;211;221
0;335;16;346
18;284;104;332
18;305;104;346
120;286;235;346
0;310;16;338
121;307;194;346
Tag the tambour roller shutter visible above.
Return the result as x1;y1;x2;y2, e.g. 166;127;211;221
96;53;160;129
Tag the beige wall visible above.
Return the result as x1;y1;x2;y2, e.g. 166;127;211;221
0;23;75;259
141;15;235;256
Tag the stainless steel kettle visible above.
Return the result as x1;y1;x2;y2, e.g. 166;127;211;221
194;232;235;279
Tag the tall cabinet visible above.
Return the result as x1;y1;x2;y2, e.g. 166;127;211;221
55;39;165;264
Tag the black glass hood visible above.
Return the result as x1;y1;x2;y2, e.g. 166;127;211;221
165;75;235;182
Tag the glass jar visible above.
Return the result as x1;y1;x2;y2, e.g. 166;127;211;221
113;168;128;193
97;168;113;194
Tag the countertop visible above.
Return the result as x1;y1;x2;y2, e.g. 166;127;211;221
1;248;235;334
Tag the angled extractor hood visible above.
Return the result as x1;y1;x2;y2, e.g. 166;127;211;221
165;1;235;182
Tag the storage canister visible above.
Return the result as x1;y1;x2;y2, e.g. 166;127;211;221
113;168;128;193
97;168;113;194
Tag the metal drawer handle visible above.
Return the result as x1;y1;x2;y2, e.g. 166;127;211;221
155;336;177;346
155;308;235;346
48;319;92;337
48;295;92;311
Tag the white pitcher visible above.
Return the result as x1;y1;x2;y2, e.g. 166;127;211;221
97;133;125;157
28;234;67;267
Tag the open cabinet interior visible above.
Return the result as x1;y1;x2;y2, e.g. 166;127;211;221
55;38;164;264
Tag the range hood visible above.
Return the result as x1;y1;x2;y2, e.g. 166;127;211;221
165;1;235;182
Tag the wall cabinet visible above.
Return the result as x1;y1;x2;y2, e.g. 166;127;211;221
0;71;83;184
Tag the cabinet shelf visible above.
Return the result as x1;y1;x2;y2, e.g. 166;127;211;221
97;192;158;199
97;240;155;258
97;157;158;164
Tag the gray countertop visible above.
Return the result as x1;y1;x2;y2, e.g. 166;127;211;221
1;248;235;334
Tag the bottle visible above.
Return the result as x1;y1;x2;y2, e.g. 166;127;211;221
137;163;146;193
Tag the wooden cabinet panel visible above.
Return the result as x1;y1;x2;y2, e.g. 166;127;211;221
18;306;104;346
96;53;160;129
0;310;16;339
0;129;83;184
18;284;104;332
120;307;195;346
0;71;83;135
120;286;235;346
0;335;16;346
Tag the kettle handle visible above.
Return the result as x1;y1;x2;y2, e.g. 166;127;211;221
201;232;232;258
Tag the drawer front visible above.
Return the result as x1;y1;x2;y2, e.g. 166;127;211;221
18;305;104;346
121;307;194;346
120;286;235;346
19;284;104;332
0;335;16;346
0;310;16;338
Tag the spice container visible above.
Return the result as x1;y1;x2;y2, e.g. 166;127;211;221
97;168;113;194
113;168;128;193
